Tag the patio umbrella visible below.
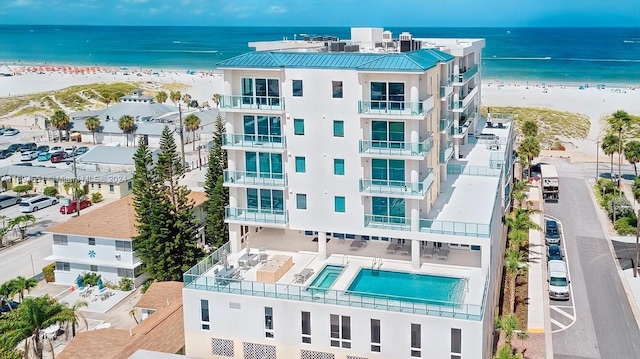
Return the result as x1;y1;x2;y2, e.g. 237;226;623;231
222;249;229;270
97;278;104;290
246;238;251;254
76;275;84;288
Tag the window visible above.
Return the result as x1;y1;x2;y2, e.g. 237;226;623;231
90;184;94;189
334;197;345;213
333;120;344;137
292;80;303;97
88;237;95;246
411;323;421;357
371;121;405;146
372;197;406;222
97;183;101;189
295;157;306;173
115;240;132;252
334;159;345;176
127;181;132;190
332;81;343;98
53;234;68;246
265;307;274;338
55;262;70;271
241;78;280;106
302;311;311;344
371;159;405;185
294;119;305;135
246;189;284;211
451;328;462;357
243;115;282;143
109;184;114;193
371;319;381;352
330;314;351;349
245;152;283;177
54;180;59;187
90;265;98;272
296;194;307;210
201;299;210;330
117;268;134;278
371;82;405;110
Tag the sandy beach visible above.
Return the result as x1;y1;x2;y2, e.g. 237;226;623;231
2;66;640;159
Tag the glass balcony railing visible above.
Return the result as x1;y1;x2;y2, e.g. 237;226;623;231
451;64;478;84
363;214;412;231
223;170;287;187
439;141;453;163
447;164;502;177
222;133;286;150
219;95;285;111
359;170;434;196
225;207;288;224
358;100;424;116
439;84;453;98
419;219;491;237
358;137;433;157
440;116;453;132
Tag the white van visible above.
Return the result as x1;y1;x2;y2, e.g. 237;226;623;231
19;195;58;213
548;260;570;300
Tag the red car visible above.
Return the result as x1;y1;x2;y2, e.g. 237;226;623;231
60;199;92;214
50;151;66;163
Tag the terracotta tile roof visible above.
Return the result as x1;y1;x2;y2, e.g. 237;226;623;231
57;329;131;359
134;281;183;310
47;192;207;239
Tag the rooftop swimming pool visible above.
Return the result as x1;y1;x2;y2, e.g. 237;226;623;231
307;265;344;294
347;269;465;305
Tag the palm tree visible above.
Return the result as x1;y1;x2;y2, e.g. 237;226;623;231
507;229;528;251
510;180;529;208
12;276;38;303
118;115;136;147
129;308;139;324
155;91;168;104
182;93;192;109
493;344;523;359
8;214;36;241
50;110;70;142
85;116;101;145
169;90;182;106
184;114;201;151
521;120;538;137
609;110;632;179
496;313;519;344
0;279;18;308
59;301;88;337
0;296;68;359
624;140;640;176
517;137;540;177
504;248;526;313
212;93;221;108
602;134;620;177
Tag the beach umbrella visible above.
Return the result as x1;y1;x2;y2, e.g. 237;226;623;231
76;275;84;288
246;237;251;254
97;278;104;290
222;249;229;270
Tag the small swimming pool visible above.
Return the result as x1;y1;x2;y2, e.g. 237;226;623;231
347;269;465;305
307;265;344;293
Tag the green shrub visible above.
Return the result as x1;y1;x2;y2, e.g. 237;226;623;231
615;215;638;236
43;263;55;283
140;279;153;293
81;272;101;287
13;184;33;196
608;196;634;221
43;186;58;197
119;277;134;291
91;192;103;203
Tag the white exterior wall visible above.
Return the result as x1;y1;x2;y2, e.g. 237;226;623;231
184;289;484;359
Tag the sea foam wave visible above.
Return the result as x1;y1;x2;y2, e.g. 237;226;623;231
623;40;640;43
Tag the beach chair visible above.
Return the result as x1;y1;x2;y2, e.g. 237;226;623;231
386;241;399;254
294;268;314;284
399;245;411;255
422;247;435;259
437;249;450;260
349;240;362;251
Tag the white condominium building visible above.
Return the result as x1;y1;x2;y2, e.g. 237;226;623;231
183;28;515;359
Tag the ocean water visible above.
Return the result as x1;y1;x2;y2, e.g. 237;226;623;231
1;26;640;84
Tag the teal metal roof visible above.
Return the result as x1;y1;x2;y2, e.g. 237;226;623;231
216;49;454;72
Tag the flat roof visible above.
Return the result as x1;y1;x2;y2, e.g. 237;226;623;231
79;146;159;166
0;165;133;184
47;192;207;239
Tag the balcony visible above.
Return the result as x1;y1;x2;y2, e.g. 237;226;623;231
223;170;287;188
452;65;478;85
451;87;479;113
358;137;433;159
225;207;288;226
358;97;434;118
439;141;453;163
440;116;453;132
219;95;285;112
363;214;412;231
440;84;453;99
447;164;502;177
359;170;434;198
419;219;491;237
222;133;286;152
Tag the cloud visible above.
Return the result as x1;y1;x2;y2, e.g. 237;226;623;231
9;0;35;7
267;5;286;13
222;3;257;18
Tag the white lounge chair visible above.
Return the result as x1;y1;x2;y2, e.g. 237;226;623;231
386;242;399;254
422;247;435;258
437;249;449;260
294;268;314;283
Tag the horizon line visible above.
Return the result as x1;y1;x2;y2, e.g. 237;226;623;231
1;24;640;29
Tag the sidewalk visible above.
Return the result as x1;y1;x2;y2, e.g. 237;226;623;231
620;182;640;213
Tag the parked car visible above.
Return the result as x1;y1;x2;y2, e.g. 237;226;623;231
37;151;52;161
64;147;75;157
0;195;21;209
0;150;11;159
548;260;570;300
0;300;18;313
75;146;89;155
18;195;58;213
14;163;32;166
60;199;92;214
0;129;6;135
50;151;66;163
545;220;561;245
35;145;50;153
3;129;20;136
20;151;38;161
20;142;37;153
547;245;564;261
6;143;23;154
49;146;63;153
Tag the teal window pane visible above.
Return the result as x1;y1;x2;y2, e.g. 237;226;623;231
334;159;345;176
389;160;405;182
371;121;387;142
334;196;345;213
333;121;344;137
372;197;388;216
247;188;258;210
295;157;306;173
389;198;406;217
388;122;405;142
270;116;281;136
245;152;257;173
371;159;388;182
268;79;280;97
270;154;283;174
243;115;255;135
293;80;303;97
260;189;272;209
296;194;307;210
259;153;271;175
294;119;305;135
272;190;284;210
257;116;269;139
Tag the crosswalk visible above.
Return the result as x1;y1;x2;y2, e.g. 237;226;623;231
550;304;576;333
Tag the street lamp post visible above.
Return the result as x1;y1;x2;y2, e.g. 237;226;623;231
596;140;600;181
636;209;640;277
72;146;81;217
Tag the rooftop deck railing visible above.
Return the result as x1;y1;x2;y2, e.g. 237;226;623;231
358;137;433;157
222;133;286;150
219;95;285;111
419;219;492;237
225;207;289;225
447;164;502;177
223;170;287;187
359;169;434;196
364;214;412;231
358;98;432;117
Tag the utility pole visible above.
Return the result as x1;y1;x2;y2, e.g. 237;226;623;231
178;103;186;169
635;209;640;277
198;145;202;170
596;140;599;181
72;146;81;217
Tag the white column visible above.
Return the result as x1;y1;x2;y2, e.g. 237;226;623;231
411;239;421;270
410;84;420;103
411;130;420;155
318;231;327;261
410;169;419;193
229;224;242;253
411;208;419;232
481;243;491;270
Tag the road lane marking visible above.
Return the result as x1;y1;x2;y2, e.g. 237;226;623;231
551;306;576;321
551;318;567;330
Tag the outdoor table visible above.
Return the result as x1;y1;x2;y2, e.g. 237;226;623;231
44;324;60;339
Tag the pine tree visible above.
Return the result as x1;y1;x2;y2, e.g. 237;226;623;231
204;115;229;247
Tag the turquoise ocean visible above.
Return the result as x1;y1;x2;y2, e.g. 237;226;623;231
1;26;640;84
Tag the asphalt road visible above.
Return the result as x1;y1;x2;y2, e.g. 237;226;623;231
544;158;640;359
0;233;52;284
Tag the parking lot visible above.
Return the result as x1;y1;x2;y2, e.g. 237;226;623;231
1;197;77;241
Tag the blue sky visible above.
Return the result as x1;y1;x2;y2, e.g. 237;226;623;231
1;0;639;27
